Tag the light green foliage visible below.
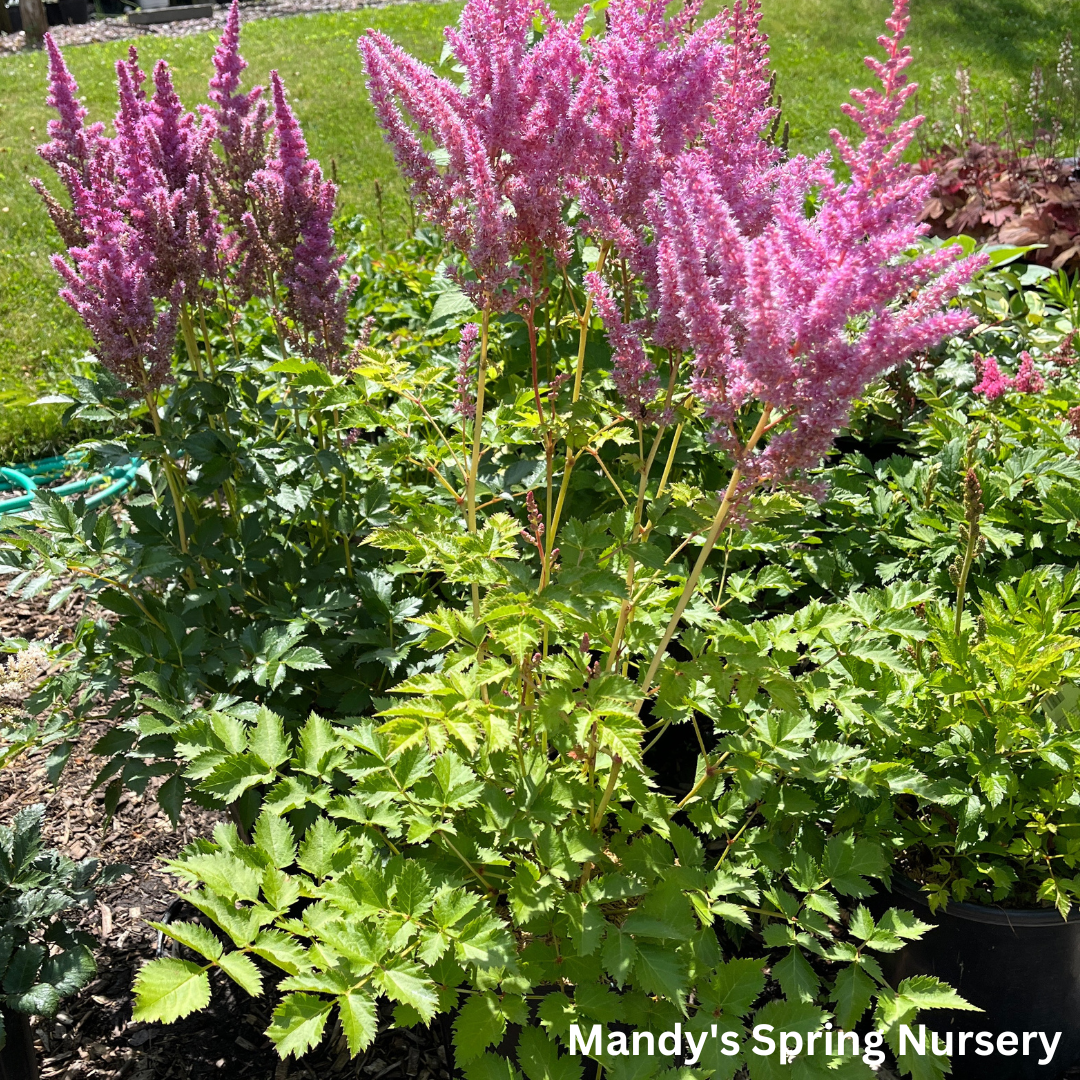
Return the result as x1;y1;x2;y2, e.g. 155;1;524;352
129;554;961;1072
702;255;1080;915
860;567;1080;916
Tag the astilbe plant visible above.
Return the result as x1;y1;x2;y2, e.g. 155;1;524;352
112;1;991;1075
37;8;347;390
3;11;410;795
4;0;1000;1072
364;0;982;692
614;1;985;691
31;11;351;555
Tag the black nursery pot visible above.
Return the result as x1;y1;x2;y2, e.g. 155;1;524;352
2;4;18;31
0;1004;39;1080
877;877;1080;1080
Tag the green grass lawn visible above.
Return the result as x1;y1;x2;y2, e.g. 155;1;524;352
0;0;1076;460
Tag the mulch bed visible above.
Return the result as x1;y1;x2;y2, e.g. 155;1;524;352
2;589;453;1080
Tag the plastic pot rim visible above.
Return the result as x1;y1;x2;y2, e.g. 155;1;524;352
892;873;1080;927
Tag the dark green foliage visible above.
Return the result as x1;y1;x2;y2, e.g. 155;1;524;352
0;804;124;1044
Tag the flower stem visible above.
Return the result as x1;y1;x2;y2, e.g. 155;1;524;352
637;405;772;707
676;766;712;810
441;833;497;895
953;521;979;637
196;301;219;377
144;392;189;555
543;244;612;571
179;307;204;380
606;364;680;670
591;755;622;830
572;241;609;403
466;308;491;618
655;423;683;500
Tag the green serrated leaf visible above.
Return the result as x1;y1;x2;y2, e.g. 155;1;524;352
218;951;264;997
254;811;297;869
453;990;507;1062
268;992;333;1058
517;1024;583;1080
132;959;211;1023
297;817;344;880
339;991;379;1057
377;963;439;1022
148;921;223;963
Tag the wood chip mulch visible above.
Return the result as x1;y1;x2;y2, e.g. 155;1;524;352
2;588;454;1080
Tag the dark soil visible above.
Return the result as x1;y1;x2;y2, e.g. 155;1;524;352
1;589;454;1080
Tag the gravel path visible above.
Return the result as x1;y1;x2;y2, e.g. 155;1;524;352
0;0;415;55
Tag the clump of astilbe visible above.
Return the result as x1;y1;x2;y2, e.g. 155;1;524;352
112;55;221;302
35;36;220;387
972;354;1012;400
1012;352;1046;393
37;18;349;382
245;73;350;363
617;0;984;693
583;0;783;415
358;0;595;313
972;351;1048;399
35;38;178;397
637;0;981;490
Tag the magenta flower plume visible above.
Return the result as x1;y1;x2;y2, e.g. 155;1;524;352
359;0;595;311
256;72;317;251
111;53;221;299
282;178;351;366
604;0;983;486
247;72;349;363
585;272;658;419
38;34;106;179
578;0;785;402
208;0;253;146
202;3;272;294
33;34;112;246
359;30;512;308
205;1;271;223
1012;351;1045;394
582;0;765;277
149;60;202;190
455;322;481;418
972;355;1012;399
52;162;179;395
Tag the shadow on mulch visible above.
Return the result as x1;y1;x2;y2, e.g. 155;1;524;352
3;595;454;1080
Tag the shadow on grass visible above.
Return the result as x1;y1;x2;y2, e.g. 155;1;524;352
917;0;1079;71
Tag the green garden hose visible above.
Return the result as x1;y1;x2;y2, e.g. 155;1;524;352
0;451;140;514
